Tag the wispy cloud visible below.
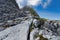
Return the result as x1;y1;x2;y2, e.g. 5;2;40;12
41;0;52;8
16;0;51;8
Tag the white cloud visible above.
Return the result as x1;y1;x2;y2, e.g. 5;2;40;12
27;0;42;6
16;0;51;9
41;0;52;8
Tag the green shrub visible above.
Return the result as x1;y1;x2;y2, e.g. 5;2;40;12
38;35;48;40
23;6;40;18
3;24;10;29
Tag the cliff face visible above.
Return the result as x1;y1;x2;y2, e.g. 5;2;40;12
0;0;33;40
0;0;39;28
0;0;27;23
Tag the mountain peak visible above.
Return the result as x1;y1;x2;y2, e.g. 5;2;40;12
22;6;40;18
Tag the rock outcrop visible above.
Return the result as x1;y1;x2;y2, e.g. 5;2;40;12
0;0;33;31
30;19;60;40
0;0;27;23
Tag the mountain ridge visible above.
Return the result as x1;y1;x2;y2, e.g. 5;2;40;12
0;0;60;40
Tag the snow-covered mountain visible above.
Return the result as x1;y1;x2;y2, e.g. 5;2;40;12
0;0;60;40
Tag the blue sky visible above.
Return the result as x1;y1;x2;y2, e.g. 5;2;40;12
33;0;60;20
16;0;60;20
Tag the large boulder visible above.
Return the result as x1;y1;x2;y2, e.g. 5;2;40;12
33;19;41;28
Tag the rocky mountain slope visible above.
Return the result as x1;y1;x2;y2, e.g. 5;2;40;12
0;0;27;23
0;0;60;40
0;20;32;40
30;19;60;40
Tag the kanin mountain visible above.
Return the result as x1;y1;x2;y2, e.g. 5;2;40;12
0;0;60;40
